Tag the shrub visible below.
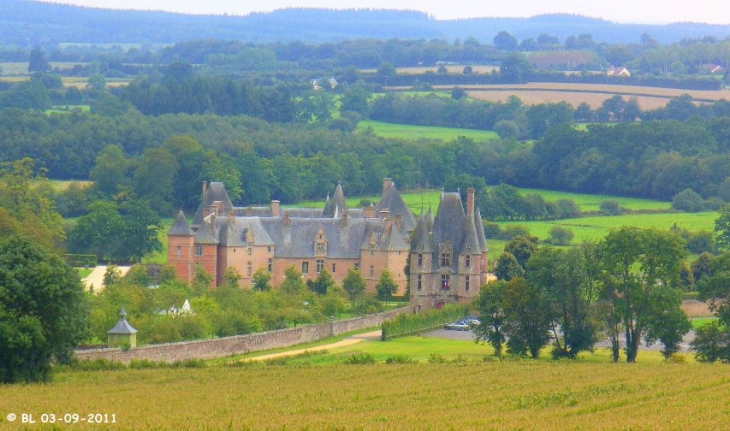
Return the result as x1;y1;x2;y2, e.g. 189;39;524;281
344;353;376;365
671;188;706;212
599;200;622;215
427;354;447;364
385;355;414;364
547;226;574;246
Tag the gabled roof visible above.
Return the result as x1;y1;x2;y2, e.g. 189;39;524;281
218;216;275;247
195;215;219;245
168;210;192;236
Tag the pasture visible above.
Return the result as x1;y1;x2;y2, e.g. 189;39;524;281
357;120;499;141
1;346;727;430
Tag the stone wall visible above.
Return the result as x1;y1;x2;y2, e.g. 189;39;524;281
75;306;415;364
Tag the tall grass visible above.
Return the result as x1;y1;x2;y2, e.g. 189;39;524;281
381;304;467;340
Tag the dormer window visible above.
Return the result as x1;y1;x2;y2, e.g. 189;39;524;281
315;228;327;256
439;242;452;267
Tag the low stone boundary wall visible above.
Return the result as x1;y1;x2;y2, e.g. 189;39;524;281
75;306;415;363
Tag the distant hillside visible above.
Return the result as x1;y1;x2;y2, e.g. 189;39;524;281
2;1;730;47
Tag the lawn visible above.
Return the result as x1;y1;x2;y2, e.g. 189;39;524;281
357;119;500;141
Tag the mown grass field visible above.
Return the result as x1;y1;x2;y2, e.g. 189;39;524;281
2;351;727;430
357;119;500;141
504;212;717;244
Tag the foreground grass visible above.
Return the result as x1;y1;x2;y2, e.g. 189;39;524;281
2;353;727;430
357;119;500;141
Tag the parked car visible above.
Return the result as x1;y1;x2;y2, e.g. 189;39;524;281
444;320;471;331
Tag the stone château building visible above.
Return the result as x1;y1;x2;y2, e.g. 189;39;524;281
167;179;488;307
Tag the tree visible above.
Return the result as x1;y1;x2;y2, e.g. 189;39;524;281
475;281;507;356
713;204;730;250
504;235;539;269
252;268;272;291
493;31;519;51
67;200;124;262
311;269;335;295
528;246;600;358
28;46;50;73
601;227;689;362
0;235;88;383
500;53;532;83
494;252;524;281
502;278;553;358
343;268;366;301
547;226;574;246
118;199;162;263
375;270;397;304
671;188;706;212
280;265;306;295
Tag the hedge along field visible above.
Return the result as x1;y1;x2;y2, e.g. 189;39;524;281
2;362;728;430
356;120;500;141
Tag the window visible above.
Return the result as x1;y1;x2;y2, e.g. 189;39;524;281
316;259;325;273
417;253;423;267
302;261;309;275
439;242;452;267
441;274;450;290
465;255;471;268
195;245;203;257
315;242;326;255
332;263;336;273
369;265;374;277
268;258;273;273
354;263;360;271
370;248;375;257
247;262;252;277
417;275;422;291
465;276;470;292
267;246;272;253
176;246;181;259
247;246;252;256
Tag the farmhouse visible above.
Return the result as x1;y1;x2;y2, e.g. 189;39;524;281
606;66;630;77
168;179;487;307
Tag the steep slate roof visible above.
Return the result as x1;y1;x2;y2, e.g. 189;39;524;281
322;182;348;218
410;192;484;271
192;182;234;225
375;182;417;232
195;215;220;244
475;207;488;252
168;210;192;236
258;216;393;259
218;216;275;247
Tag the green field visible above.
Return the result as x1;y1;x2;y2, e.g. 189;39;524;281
357;120;500;141
517;187;671;212
504;212;717;244
143;218;174;265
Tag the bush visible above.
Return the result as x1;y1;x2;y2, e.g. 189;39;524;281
427;354;447;364
547;226;575;246
344;353;376;365
599;200;622;215
385;355;414;364
671;188;706;212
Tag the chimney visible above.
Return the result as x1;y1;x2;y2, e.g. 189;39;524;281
283;211;291;227
394;214;403;230
271;200;280;217
363;204;376;219
466;188;475;216
379;209;390;220
382;178;393;196
202;181;208;198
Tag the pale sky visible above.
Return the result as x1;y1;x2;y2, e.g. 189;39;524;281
41;0;730;25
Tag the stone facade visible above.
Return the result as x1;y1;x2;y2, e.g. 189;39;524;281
168;179;416;294
409;188;489;310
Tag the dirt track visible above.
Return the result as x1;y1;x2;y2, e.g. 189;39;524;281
244;330;382;362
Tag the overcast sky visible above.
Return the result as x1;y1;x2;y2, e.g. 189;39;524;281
41;0;730;25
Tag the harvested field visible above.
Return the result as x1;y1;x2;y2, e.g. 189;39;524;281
455;83;730;109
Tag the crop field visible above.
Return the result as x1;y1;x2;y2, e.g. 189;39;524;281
430;83;730;109
357;120;499;141
1;355;728;430
361;65;500;75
